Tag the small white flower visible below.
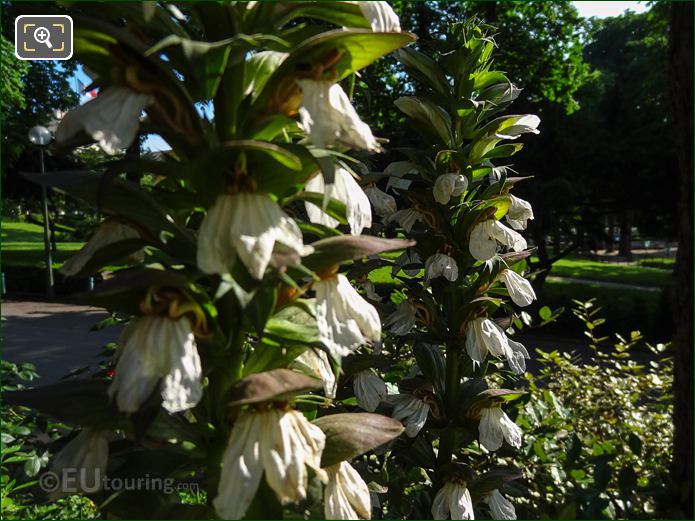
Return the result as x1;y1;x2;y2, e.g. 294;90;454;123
478;407;522;451
214;408;327;519
425;253;459;283
359;279;381;301
56;87;153;155
298;80;379;151
390;394;430;437
465;318;528;375
324;461;372;519
484;489;516;520
50;428;109;497
384;300;418;336
494;114;540;139
431;481;474;520
305;167;372;235
392;249;422;277
60;219;143;277
433;174;468;204
469;220;527;261
293;349;336;398
498;269;536;307
364;185;397;219
354;370;388;412
197;192;305;279
315;274;381;359
108;316;202;413
505;194;534;230
387;208;425;233
356;1;401;32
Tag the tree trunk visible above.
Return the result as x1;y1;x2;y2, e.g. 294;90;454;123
618;209;632;259
668;3;693;518
606;214;615;253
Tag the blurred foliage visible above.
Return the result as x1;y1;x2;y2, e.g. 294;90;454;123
512;300;673;519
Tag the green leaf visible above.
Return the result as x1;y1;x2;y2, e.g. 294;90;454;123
278;2;371;29
539;306;552;321
313;413;404;467
395;96;454;147
227;368;321;406
413;343;446;397
396;47;451;98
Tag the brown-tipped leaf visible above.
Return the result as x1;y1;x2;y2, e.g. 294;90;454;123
304;236;415;273
228;368;321;406
314;413;404;467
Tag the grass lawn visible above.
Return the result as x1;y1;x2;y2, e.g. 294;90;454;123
541;256;673;288
1;222;84;268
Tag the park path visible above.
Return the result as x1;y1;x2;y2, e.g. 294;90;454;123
546;275;663;293
1;300;121;383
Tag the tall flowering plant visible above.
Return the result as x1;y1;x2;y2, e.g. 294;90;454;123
11;6;541;520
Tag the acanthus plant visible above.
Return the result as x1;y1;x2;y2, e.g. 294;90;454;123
7;4;543;521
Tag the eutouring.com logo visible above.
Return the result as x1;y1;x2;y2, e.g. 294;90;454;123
39;469;199;495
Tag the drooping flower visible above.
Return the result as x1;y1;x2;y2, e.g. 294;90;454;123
364;185;397;219
465;318;528;375
304;168;372;235
505;194;534;230
197;192;306;279
478;407;522;451
468;219;527;261
431;481;474;520
314;274;381;359
354;370;388;412
356;1;401;32
60;218;143;277
483;489;516;520
324;461;372;519
56;87;153;155
425;253;459;283
392;249;422;277
49;428;109;497
433;174;468;205
498;269;536;307
387;208;425;233
389;394;430;437
297;80;379;151
384;300;418;336
213;408;327;519
293;349;336;398
108;316;202;413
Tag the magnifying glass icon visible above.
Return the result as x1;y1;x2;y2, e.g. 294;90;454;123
34;26;52;48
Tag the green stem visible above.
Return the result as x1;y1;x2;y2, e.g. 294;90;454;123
438;344;460;468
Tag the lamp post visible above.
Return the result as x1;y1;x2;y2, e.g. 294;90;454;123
28;125;54;298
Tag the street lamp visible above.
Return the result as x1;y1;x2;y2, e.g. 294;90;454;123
28;125;54;298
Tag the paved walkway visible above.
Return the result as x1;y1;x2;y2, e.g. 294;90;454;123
546;275;663;293
2;300;121;383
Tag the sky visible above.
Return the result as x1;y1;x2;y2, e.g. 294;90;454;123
71;1;652;153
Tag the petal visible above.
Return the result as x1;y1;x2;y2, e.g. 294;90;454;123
499;270;536;307
358;1;401;32
465;318;488;366
469;220;498;260
160;319;203;413
448;485;475;520
431;485;451;520
486;489;517;520
479;407;504;451
490;220;527;252
499;410;523;449
197;194;238;275
354;370;388;412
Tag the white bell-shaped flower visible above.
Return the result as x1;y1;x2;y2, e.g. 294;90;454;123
498;269;536;307
505;194;534;230
478;406;522;451
304;168;372;235
425;253;459;283
324;461;372;520
293;349;336;398
60;219;143;277
56;87;153;155
356;1;401;32
197;192;306;279
298;80;379;151
108;316;202;413
389;394;430;437
213;408;327;519
506;338;530;375
433;174;468;204
431;481;474;520
469;219;527;261
314;274;381;359
354;370;388;412
484;489;517;520
49;428;109;497
465;317;528;374
384;300;418;336
364;185;397;219
387;208;425;233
